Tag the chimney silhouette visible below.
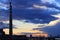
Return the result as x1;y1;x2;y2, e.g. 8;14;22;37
9;0;13;36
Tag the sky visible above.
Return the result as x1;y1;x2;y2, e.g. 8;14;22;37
0;0;60;37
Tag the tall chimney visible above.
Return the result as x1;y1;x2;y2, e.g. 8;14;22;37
9;0;13;36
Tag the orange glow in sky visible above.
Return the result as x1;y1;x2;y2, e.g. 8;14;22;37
3;29;48;37
32;33;48;37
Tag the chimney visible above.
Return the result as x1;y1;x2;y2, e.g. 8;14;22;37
9;0;13;36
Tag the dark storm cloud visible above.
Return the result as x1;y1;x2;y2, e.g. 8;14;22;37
11;0;60;24
12;9;58;24
0;0;60;35
33;22;60;36
12;0;40;6
0;0;60;24
12;0;60;10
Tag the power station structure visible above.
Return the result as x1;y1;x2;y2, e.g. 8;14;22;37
9;0;13;36
0;0;13;37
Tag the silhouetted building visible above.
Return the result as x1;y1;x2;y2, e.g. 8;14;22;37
46;37;55;40
0;29;5;35
0;29;5;40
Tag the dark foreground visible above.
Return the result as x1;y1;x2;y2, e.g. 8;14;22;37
0;34;60;40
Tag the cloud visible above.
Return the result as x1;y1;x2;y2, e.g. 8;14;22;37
0;0;59;25
0;0;9;10
41;0;58;6
12;0;60;10
0;22;9;29
33;14;60;36
41;0;60;10
41;0;56;4
33;4;60;14
52;14;60;18
13;8;58;24
11;0;60;24
0;11;9;21
33;5;47;9
4;20;40;29
0;0;60;35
